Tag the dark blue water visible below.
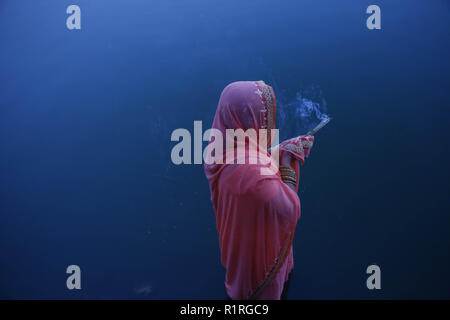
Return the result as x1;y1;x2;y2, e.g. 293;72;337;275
1;0;450;299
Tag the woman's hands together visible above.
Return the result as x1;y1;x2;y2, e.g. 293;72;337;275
279;135;314;166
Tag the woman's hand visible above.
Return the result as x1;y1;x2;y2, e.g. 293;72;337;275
276;135;311;191
278;135;314;165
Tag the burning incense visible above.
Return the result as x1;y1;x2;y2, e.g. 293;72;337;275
306;117;331;136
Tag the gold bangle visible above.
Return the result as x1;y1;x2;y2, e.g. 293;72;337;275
280;168;297;180
281;175;297;184
279;166;297;186
279;166;296;175
279;165;295;172
281;174;296;181
280;171;296;177
281;176;297;185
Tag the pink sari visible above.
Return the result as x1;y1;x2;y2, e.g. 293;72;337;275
204;81;304;300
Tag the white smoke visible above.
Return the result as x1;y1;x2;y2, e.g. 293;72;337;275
277;88;329;140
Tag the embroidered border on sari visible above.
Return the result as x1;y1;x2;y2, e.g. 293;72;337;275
254;81;275;132
283;142;304;155
247;229;294;300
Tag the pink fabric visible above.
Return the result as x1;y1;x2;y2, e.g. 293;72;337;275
204;81;303;300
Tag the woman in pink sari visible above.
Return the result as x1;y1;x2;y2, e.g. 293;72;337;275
204;81;314;300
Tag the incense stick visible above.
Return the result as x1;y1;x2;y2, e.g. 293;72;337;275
306;117;331;136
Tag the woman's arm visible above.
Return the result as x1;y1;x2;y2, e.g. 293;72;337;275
280;151;297;191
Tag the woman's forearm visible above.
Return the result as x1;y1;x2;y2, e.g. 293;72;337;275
279;152;298;191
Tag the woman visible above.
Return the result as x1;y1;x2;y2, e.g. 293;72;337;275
204;81;314;300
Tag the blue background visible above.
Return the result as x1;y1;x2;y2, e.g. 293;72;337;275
1;0;449;299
